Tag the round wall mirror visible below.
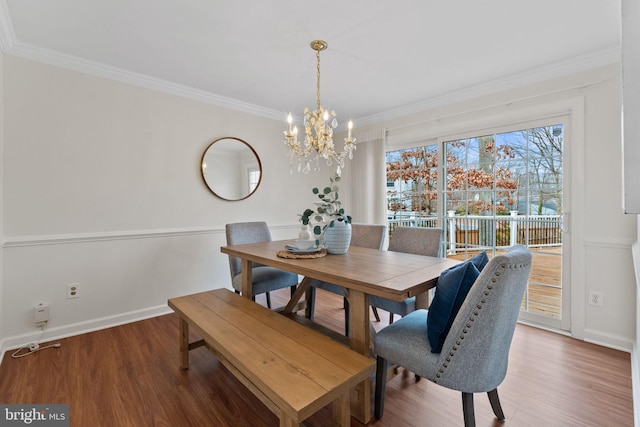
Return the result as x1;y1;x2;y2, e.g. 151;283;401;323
201;137;262;201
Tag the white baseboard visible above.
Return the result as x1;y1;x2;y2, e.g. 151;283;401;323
583;328;634;353
520;320;634;353
0;304;173;365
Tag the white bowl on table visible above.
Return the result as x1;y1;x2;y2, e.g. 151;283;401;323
295;239;315;250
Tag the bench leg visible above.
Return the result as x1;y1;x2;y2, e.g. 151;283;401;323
278;413;300;427
332;391;350;427
179;317;189;369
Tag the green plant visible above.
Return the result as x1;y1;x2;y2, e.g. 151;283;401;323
299;174;352;239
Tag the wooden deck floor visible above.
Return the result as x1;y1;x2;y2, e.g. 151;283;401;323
448;246;562;319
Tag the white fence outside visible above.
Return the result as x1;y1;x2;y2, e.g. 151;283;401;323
388;211;562;254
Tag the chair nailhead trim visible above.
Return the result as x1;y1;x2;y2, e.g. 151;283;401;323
433;260;532;384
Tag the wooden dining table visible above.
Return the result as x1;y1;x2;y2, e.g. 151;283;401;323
220;239;460;424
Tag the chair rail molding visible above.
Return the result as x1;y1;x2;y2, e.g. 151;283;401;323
3;224;301;248
2;226;225;248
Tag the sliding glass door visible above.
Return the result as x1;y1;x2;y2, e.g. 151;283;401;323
386;118;569;331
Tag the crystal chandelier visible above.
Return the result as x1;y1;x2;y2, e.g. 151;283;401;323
284;40;356;174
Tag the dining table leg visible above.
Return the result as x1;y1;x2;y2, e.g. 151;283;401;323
347;289;372;424
179;317;189;369
240;259;253;300
283;277;312;314
415;290;432;310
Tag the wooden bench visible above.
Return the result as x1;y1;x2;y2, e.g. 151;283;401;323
168;289;375;427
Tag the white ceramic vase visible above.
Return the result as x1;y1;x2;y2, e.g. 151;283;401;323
298;224;312;240
323;217;352;254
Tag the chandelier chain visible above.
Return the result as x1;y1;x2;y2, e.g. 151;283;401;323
316;47;321;112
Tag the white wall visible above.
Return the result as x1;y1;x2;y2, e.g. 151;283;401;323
622;0;640;214
2;53;636;358
0;54;327;351
347;63;636;350
0;49;4;354
622;1;640;422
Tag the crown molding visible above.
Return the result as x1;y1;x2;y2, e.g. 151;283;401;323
0;21;285;121
0;0;15;52
357;46;621;127
0;3;621;127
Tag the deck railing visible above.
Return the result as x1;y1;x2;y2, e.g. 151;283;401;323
388;211;562;254
387;216;438;233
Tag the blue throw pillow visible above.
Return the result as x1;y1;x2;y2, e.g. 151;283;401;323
469;251;489;271
427;260;481;353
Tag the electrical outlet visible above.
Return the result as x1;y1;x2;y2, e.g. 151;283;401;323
588;290;604;307
66;283;79;299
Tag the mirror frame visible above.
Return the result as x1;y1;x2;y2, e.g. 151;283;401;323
200;137;262;201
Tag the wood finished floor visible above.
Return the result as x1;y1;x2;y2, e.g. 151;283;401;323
0;288;633;427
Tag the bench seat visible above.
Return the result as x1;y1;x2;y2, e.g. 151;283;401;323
168;289;375;427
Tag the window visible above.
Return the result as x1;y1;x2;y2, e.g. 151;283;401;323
443;126;563;249
386;145;439;233
248;168;260;193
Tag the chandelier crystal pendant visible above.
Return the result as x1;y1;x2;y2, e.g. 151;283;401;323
283;40;356;175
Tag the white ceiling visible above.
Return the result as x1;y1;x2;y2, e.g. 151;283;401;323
0;0;621;126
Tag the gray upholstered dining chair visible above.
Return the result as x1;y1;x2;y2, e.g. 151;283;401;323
306;223;387;336
374;245;532;427
225;222;299;308
369;226;443;324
